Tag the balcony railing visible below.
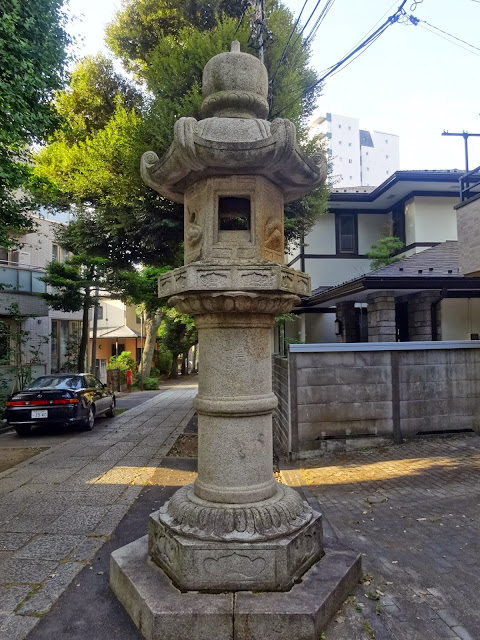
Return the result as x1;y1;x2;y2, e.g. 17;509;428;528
0;263;46;294
460;166;480;202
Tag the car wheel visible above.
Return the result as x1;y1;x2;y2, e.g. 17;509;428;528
79;406;95;431
14;425;32;437
105;399;115;418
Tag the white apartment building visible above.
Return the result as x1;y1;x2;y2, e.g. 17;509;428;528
310;113;399;187
0;212;82;383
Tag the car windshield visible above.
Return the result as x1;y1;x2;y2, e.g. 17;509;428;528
25;376;83;390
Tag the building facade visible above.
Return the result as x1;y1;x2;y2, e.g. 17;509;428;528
310;113;399;187
0;215;82;391
283;170;465;346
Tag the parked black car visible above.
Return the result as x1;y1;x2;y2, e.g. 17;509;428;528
5;374;116;437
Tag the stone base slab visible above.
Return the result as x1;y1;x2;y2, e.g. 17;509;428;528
148;506;323;591
110;535;361;640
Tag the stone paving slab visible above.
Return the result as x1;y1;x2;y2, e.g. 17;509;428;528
292;436;480;640
0;381;196;640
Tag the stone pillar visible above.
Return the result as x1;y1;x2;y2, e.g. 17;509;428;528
193;307;278;503
335;301;357;343
407;292;442;341
147;291;322;593
367;291;396;342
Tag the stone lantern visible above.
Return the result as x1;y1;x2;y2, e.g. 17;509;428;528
111;41;360;640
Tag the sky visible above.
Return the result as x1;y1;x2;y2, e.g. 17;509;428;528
66;0;480;172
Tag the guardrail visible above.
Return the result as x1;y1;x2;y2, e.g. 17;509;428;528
460;165;480;202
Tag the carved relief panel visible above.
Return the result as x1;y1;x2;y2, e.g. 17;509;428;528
184;175;284;265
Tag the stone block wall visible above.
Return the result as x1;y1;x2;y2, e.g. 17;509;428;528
272;343;480;459
456;194;480;276
367;292;396;342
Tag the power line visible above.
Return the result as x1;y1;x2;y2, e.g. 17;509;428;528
285;0;336;73
271;0;409;119
417;17;480;53
418;23;480;56
269;0;311;89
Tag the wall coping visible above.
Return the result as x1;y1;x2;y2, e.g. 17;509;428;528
289;340;480;353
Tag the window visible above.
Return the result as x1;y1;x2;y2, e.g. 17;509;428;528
348;159;352;164
386;170;389;175
348;125;351;130
366;151;369;156
336;214;357;254
366;167;370;171
338;124;342;128
52;244;68;263
0;322;10;363
348;142;352;147
338;141;342;145
218;197;250;231
349;176;353;180
0;267;46;293
385;139;389;144
386;154;389;159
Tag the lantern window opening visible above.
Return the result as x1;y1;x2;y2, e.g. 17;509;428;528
218;197;251;231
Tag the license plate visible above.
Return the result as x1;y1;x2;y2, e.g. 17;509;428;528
31;410;48;418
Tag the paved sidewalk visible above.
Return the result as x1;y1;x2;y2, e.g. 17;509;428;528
2;380;480;640
294;437;480;640
0;382;196;640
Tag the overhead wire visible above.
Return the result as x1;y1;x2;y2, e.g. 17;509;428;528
268;0;312;89
271;0;409;119
417;18;480;53
417;22;480;56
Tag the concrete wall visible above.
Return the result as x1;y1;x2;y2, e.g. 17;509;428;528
405;196;458;246
441;298;480;340
456;194;480;276
273;342;480;459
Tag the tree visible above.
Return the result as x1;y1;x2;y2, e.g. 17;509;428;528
367;237;405;271
41;256;107;372
109;265;171;379
159;308;198;379
0;0;70;248
34;2;329;373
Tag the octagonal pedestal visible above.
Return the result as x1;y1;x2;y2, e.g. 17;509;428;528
148;503;323;592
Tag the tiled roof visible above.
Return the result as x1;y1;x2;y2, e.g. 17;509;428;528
368;241;459;278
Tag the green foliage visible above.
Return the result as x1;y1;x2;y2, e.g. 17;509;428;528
159;308;197;377
108;350;135;371
142;376;159;390
0;302;48;394
154;343;173;375
0;0;70;248
55;54;143;144
367;236;405;271
41;253;109;371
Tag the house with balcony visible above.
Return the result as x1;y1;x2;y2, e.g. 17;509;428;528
0;213;83;392
282;169;468;346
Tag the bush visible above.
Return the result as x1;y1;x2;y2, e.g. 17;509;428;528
107;351;135;371
149;365;160;377
142;377;159;390
155;343;173;375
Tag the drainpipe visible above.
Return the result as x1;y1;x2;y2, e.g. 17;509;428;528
430;291;445;341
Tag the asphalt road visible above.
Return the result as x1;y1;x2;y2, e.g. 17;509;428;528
0;389;164;448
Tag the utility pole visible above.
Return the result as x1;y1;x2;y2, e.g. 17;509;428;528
442;130;480;172
90;288;99;377
248;0;270;64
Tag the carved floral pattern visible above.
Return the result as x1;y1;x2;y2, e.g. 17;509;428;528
170;291;300;315
158;483;313;542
